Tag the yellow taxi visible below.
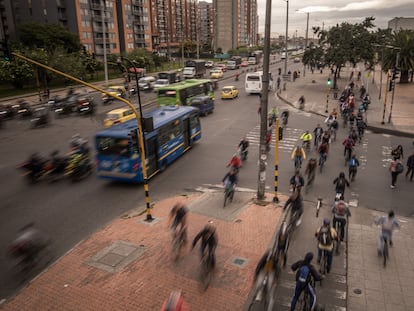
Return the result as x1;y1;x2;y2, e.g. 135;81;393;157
209;68;224;79
221;86;239;99
102;85;127;104
103;107;135;128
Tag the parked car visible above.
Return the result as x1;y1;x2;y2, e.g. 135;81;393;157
104;107;135;128
209;68;224;79
189;96;214;116
153;79;170;91
221;86;239;99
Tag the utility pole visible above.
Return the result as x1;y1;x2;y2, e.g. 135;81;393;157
303;12;309;77
101;0;108;86
388;51;400;124
284;0;289;75
257;0;272;200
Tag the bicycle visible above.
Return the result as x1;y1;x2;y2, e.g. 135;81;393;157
223;182;235;207
200;251;214;291
296;276;316;311
318;153;327;173
344;147;352;166
249;253;276;311
316;197;322;217
334;219;343;255
294;156;303;170
303;140;311;153
319;249;328;275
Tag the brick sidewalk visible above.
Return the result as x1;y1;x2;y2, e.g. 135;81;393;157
1;193;284;311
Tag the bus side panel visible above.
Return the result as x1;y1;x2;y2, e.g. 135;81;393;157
96;154;143;183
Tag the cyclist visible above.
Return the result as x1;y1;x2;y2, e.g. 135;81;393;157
169;202;189;244
298;95;305;109
342;135;355;160
349;112;356;127
305;158;317;186
356;114;366;141
222;168;238;190
227;153;242;172
290;252;323;311
300;130;313;151
315;218;338;274
348;154;360;181
289;170;305;193
333;172;350;198
318;142;329;166
321;131;331;145
238;136;249;161
192;224;218;269
160;290;189;311
328;118;338;142
349;128;359;145
375;210;400;256
313;124;324;148
281;110;290;126
253;248;278;293
332;198;351;242
291;145;306;169
284;191;304;226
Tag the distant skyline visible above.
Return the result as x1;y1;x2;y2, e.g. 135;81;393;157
203;0;412;38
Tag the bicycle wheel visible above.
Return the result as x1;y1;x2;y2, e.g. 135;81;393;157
335;223;341;254
383;238;388;267
223;189;229;208
320;251;327;274
200;254;212;291
319;157;325;173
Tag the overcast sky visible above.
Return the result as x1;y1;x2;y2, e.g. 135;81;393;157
204;0;412;38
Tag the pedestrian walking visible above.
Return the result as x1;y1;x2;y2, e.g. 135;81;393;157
389;158;403;189
406;151;414;181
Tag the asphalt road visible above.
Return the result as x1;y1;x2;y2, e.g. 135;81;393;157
0;59;412;301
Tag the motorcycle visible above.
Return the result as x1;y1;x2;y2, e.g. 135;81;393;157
18;154;51;183
30;107;50;129
64;154;93;182
76;97;95;115
16;101;34;118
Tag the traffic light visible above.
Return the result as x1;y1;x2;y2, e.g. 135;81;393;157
326;78;331;86
278;127;283;140
392;67;400;81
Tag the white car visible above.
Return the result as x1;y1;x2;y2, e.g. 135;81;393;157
153;79;170;91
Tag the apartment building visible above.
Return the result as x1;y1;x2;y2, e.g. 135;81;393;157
0;0;199;58
198;1;214;51
213;0;258;53
388;17;414;32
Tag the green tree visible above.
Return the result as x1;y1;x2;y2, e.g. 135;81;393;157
382;30;414;83
302;42;325;71
17;22;81;53
0;57;35;89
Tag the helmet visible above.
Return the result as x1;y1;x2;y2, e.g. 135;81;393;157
323;218;330;226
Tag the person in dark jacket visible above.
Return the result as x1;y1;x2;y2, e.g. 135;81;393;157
290;252;323;311
192;224;218;268
406;151;414;181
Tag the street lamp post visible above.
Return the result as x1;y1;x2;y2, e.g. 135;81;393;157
117;56;153;222
284;0;289;75
304;12;309;77
388;51;400;124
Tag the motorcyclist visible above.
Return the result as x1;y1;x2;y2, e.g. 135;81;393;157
9;223;48;268
238;137;249;161
70;134;90;156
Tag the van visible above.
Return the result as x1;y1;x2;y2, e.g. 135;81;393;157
189;96;214;116
104;107;135;128
138;76;156;91
245;71;273;94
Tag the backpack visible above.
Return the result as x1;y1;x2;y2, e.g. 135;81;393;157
336;203;346;216
318;226;333;246
344;138;353;148
396;162;404;174
349;158;357;167
336;178;346;189
298;264;310;283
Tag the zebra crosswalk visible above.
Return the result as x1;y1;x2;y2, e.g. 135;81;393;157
245;125;305;153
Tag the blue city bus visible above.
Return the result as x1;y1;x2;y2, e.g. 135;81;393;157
95;106;201;183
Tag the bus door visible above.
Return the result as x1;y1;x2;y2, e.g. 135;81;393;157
183;118;190;149
146;137;158;176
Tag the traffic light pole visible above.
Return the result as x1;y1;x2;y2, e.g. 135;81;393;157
388;52;400;124
273;118;280;203
381;71;390;124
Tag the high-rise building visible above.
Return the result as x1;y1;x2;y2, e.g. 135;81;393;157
0;0;199;58
388;17;414;32
198;1;214;52
213;0;258;53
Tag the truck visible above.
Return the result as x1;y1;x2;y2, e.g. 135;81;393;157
248;52;262;65
227;56;242;70
183;60;206;79
158;71;181;84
